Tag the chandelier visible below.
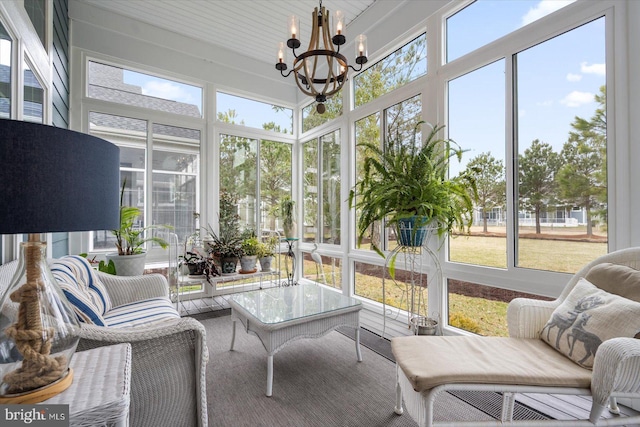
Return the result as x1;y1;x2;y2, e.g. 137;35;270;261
275;0;368;114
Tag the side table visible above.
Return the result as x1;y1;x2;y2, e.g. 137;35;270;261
45;343;132;427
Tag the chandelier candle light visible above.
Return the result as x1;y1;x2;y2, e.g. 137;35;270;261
276;0;368;114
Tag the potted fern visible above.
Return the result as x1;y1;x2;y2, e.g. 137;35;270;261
349;122;477;258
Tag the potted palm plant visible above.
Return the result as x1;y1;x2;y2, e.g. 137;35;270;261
349;122;477;259
106;179;171;276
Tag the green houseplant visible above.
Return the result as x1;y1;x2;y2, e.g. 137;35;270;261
106;179;171;275
349;122;477;259
279;197;296;238
239;231;260;273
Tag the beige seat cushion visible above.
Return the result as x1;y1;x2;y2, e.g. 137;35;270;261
391;335;592;393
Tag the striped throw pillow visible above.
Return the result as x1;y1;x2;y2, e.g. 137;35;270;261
55;255;113;314
50;260;106;326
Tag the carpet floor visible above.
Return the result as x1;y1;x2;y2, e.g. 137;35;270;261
200;313;494;427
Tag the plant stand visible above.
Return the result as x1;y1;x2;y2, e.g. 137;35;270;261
381;228;442;338
281;238;299;286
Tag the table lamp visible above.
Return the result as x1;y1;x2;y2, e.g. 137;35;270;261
0;119;120;403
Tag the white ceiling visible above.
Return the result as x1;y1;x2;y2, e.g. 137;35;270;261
77;0;377;67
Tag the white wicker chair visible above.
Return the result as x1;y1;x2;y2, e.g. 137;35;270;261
391;247;640;427
0;260;208;427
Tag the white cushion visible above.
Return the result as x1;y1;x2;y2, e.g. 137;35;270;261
540;277;640;368
104;297;180;328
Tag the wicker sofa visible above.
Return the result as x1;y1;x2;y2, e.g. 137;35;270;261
0;256;208;427
392;247;640;426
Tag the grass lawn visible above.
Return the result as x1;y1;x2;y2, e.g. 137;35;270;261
310;229;607;337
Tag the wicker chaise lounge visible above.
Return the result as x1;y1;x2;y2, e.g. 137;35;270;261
392;247;640;426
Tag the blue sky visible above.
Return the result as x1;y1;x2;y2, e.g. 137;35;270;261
447;0;605;175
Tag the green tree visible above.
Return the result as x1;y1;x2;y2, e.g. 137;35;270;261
557;85;607;237
465;153;505;233
518;139;560;234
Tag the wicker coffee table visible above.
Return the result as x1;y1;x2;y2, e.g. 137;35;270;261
229;283;362;396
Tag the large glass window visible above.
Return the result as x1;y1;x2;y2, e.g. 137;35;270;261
219;134;257;231
259;140;292;233
151;123;200;245
354;34;426;108
446;0;576;63
0;22;11;119
515;18;607;272
219;135;293;235
217;92;292;134
448;60;506;268
354;113;380;250
88;61;203;118
89;112;147;252
302;130;341;244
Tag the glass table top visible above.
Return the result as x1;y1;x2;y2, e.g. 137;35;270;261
229;283;361;324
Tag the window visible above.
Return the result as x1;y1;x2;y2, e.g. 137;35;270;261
354;34;426;108
354;113;380;250
0;22;11;119
89;112;147;252
301;89;342;133
218;134;292;235
219;134;257;231
447;279;552;336
446;0;576;63
515;18;607;272
24;0;46;48
217;92;292;134
302;129;341;244
448;60;506;268
23;59;44;123
88;61;203;118
260;140;292;233
354;96;421;251
151;123;200;244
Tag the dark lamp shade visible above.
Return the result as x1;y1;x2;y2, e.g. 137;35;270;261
0;119;120;234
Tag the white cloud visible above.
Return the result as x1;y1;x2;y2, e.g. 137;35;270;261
560;91;594;107
580;62;606;76
519;109;526;117
536;100;554;107
566;73;582;82
521;0;576;26
141;81;195;104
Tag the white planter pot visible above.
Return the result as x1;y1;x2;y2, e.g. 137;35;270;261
259;256;273;272
106;252;147;276
240;255;258;273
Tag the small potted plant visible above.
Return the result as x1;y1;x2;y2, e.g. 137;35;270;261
240;231;260;273
181;251;205;276
106;178;171;276
257;235;278;272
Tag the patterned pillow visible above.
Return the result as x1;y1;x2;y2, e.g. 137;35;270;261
50;260;106;326
54;256;112;314
540;277;640;369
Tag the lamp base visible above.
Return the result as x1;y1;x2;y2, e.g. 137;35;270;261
0;368;74;404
